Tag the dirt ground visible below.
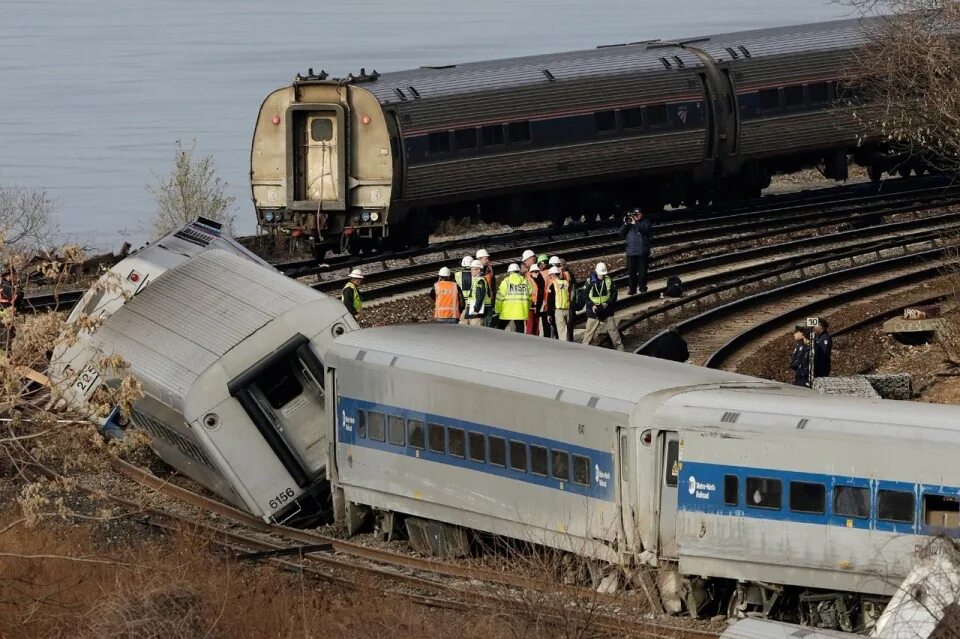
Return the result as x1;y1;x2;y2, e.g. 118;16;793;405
736;277;960;404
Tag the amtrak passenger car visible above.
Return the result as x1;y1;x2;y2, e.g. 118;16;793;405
324;324;960;629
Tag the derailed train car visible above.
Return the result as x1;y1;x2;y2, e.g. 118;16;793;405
323;324;960;629
50;220;358;525
251;17;891;255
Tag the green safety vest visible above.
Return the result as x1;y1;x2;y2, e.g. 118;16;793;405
496;273;530;321
552;278;570;310
588;276;613;305
342;281;362;314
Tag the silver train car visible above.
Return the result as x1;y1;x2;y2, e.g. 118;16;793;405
322;324;960;629
50;220;358;525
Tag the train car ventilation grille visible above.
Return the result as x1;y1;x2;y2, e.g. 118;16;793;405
658;57;672;70
737;45;751;58
542;68;556;82
131;410;216;471
407;86;420;99
672;56;685;68
587;396;600;408
355;350;366;361
420;64;456;70
797;418;809;430
720;411;740;423
725;47;740;60
393;87;407;101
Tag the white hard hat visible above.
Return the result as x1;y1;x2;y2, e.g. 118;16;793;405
461;255;473;268
548;256;560;266
507;263;520;273
549;266;560;275
528;263;540;272
521;249;536;261
595;262;608;276
476;249;490;259
438;266;452;277
469;259;482;269
348;269;364;279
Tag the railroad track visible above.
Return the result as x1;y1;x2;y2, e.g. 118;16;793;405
102;457;718;639
316;182;960;305
273;174;951;278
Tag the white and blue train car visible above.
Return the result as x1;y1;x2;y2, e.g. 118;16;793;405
322;324;773;567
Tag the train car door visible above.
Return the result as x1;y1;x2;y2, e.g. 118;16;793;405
659;432;681;558
303;114;340;203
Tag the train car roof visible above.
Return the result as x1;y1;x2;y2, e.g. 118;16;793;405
86;249;321;409
327;324;777;414
319;17;874;105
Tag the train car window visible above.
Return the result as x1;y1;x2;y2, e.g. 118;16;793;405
408;419;424;449
789;481;826;514
489;436;506;467
507;121;531;144
664;440;679;487
620;435;628;476
746;477;782;510
622;107;643;130
645;104;668;128
311;119;333;142
923;494;960;528
428;423;445;453
428;131;451;154
468;432;486;463
357;410;367;439
723;475;738;506
530;445;548;476
510;440;528;472
878;489;914;523
758;88;780;112
455;128;478;150
447;427;466;458
784;85;805;107
482;124;505;147
834;486;870;519
808;82;829;104
594;110;617;133
367;411;386;442
572;455;590;486
551;450;570;481
256;361;303;409
388;415;405;446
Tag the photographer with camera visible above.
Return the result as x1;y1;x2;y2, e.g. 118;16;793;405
619;207;653;295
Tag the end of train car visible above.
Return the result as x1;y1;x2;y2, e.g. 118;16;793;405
49;220;359;526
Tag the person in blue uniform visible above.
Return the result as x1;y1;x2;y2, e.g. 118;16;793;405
789;326;811;387
813;318;832;378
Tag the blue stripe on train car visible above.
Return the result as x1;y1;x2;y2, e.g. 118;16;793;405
337;396;617;502
677;461;960;537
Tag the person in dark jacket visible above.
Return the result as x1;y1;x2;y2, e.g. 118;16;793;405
813;318;832;378
619;207;653;295
646;325;689;363
789;326;811;387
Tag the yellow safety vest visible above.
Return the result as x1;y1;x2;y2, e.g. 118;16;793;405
466;275;487;316
454;269;464;292
342;281;362;314
496;273;530;321
551;278;570;310
588;276;613;305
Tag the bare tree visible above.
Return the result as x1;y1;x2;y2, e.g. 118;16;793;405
0;186;59;253
148;140;236;238
845;1;960;173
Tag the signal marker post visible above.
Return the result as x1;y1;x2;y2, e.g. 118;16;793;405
806;317;819;388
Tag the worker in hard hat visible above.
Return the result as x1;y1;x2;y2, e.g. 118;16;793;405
341;269;364;318
496;263;531;332
546;265;570;341
463;260;488;326
520;249;537;275
557;258;577;341
430;266;465;323
582;262;624;350
476;249;496;327
455;255;474;324
526;263;547;336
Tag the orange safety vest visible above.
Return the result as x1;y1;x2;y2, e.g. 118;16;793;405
434;280;461;319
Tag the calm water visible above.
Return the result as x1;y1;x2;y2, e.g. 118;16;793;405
0;0;855;249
